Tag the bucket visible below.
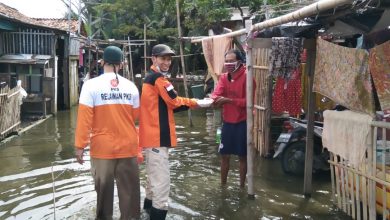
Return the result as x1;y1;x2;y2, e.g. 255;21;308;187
190;84;205;99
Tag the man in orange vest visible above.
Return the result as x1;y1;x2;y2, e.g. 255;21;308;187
139;44;199;219
74;46;142;219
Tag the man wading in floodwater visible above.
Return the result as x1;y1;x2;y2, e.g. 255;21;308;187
74;46;143;220
139;44;208;219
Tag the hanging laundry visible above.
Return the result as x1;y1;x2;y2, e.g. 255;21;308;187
202;36;233;80
272;68;302;116
322;110;373;167
369;40;390;112
269;37;303;79
313;38;375;116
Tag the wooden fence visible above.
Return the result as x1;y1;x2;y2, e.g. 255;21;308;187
0;85;21;140
251;39;273;156
329;121;390;219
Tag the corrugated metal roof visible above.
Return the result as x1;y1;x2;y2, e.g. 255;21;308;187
0;3;79;33
0;54;51;64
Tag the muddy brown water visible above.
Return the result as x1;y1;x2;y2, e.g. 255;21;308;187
0;108;349;219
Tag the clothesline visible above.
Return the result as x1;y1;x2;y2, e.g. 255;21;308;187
189;0;354;43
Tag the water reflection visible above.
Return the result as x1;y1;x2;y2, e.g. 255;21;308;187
0;108;349;219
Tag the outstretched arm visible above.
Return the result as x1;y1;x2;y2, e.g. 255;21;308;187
155;77;198;110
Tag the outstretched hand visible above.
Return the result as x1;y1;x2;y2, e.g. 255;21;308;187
213;97;232;108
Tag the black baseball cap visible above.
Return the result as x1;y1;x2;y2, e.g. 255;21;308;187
152;44;175;56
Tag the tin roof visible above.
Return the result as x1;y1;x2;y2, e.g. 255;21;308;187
0;54;52;64
0;3;79;33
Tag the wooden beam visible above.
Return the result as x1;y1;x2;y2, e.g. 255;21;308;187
254;105;266;110
0;121;20;135
253;65;269;70
303;38;316;197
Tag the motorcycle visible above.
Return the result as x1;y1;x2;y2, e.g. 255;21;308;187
273;117;329;175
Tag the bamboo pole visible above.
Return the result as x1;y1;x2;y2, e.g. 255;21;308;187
356;168;362;220
144;24;147;76
350;168;356;219
175;0;193;126
127;36;134;81
330;153;336;208
334;155;342;209
380;127;387;219
191;0;353;43
340;158;347;212
362;157;368;220
368;127;376;220
246;20;255;199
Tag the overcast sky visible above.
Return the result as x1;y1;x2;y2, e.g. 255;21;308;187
0;0;75;18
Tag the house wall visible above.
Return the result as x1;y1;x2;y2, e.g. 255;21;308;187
0;29;55;55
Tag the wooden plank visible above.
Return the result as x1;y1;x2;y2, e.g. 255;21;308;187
367;127;375;220
362;157;368;220
0;121;20;135
356;169;361;220
29;29;32;53
334;156;342;209
380;127;388;220
340;158;347;212
19;29;22;53
23;30;26;54
253;65;269;70
254;105;266;111
12;33;15;53
330;153;336;202
7;90;20;98
304;38;316;196
350;168;356;219
344;159;351;215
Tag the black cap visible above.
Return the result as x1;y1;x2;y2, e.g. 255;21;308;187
152;44;175;56
103;46;123;64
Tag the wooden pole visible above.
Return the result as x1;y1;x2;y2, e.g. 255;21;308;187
175;0;193;126
303;39;316;196
128;36;134;81
144;24;147;76
245;20;255;199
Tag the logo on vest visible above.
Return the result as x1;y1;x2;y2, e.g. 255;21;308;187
110;79;119;87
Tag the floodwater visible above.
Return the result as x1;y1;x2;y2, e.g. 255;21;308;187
0;108;350;220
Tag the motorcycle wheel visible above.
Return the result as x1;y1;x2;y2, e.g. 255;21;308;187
281;141;306;176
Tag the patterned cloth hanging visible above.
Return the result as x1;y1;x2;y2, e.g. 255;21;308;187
272;68;302;116
269;37;303;79
369;40;390;112
313;38;375;116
